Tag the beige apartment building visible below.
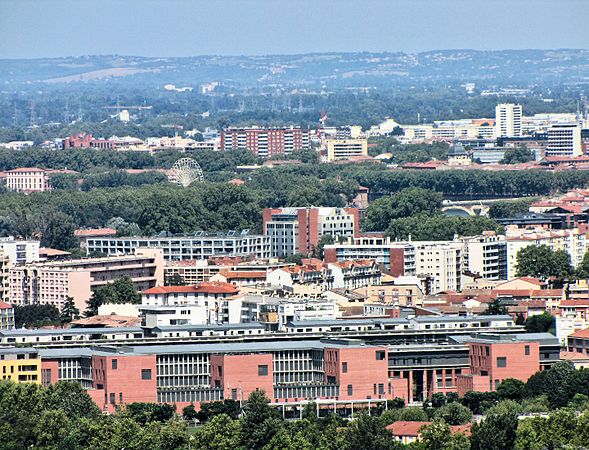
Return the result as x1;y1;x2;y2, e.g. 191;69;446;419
9;249;164;312
325;139;368;162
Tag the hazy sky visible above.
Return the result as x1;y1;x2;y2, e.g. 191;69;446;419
1;0;588;58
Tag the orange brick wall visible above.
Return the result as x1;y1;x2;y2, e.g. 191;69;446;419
92;354;157;412
326;347;389;401
210;353;274;401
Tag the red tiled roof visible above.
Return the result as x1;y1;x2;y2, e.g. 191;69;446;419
0;302;13;310
143;283;239;296
39;247;72;257
386;421;471;438
74;228;117;237
219;271;267;279
571;328;589;339
143;286;200;294
194;281;239;294
560;300;589;307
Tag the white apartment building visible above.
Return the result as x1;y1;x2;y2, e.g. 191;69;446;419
414;242;462;293
277;300;337;330
457;233;507;280
325;139;368;161
85;231;271;261
0;237;40;265
506;226;587;279
5;168;49;193
545;124;582;157
495;103;522;137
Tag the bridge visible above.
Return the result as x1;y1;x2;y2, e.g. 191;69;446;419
441;197;534;217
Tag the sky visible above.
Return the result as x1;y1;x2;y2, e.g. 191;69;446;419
0;0;588;59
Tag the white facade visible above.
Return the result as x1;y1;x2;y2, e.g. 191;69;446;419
506;227;587;279
139;305;208;327
556;316;589;345
0;237;40;265
86;231;271;261
495;103;522;137
277;300;337;330
457;233;507;280
6;168;49;193
414;242;462;293
546;124;582;157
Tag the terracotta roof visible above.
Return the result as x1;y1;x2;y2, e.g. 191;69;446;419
386;421;471;438
560;300;589;307
561;351;589;360
39;247;71;257
219;270;267;279
74;228;117;238
228;178;245;185
143;286;200;294
570;328;589;339
0;301;13;310
194;281;239;295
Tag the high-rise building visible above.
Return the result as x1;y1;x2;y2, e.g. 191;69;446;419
546;124;583;157
495;103;522;138
263;207;359;257
220;126;310;157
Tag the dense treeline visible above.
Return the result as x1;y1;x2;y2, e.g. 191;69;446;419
4;362;589;450
0;148;258;174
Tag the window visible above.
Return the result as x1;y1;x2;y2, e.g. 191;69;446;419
111;359;117;370
347;384;353;396
141;369;152;380
258;365;268;376
231;388;238;400
496;357;507;368
119;393;124;403
525;345;530;356
378;383;385;395
376;351;386;361
342;362;348;373
109;393;115;405
218;366;223;376
485;347;490;357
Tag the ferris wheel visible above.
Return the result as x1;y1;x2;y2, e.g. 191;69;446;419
168;158;204;187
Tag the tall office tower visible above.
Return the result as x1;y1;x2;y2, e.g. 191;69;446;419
546;124;583;157
495;103;522;137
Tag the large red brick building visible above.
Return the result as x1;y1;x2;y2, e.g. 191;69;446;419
34;331;558;412
220;126;310;157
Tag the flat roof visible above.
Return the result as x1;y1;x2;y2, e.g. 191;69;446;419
0;327;143;337
412;315;513;323
154;323;265;331
449;332;558;346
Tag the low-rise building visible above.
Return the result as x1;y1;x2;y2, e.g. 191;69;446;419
85;231;271;261
0;348;41;383
0;302;15;329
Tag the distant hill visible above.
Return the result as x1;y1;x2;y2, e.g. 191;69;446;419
1;50;588;89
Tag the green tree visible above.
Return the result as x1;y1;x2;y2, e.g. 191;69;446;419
122;402;176;425
113;276;141;303
515;244;572;279
471;400;522;450
525;312;555;334
420;420;471;450
496;378;526;401
32;409;71;450
365;187;442;231
434;402;472;425
343;414;397;450
14;304;60;328
482;298;508;316
240;390;281;450
182;403;198;421
576;252;589;279
192;414;242;450
500;146;534;164
60;296;80;324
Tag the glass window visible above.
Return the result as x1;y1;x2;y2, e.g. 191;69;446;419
342;362;348;373
258;365;268;376
111;359;117;370
496;357;507;368
141;369;152;380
